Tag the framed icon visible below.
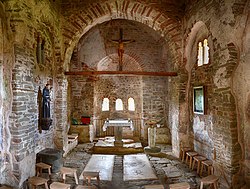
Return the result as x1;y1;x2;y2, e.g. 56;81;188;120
193;86;205;114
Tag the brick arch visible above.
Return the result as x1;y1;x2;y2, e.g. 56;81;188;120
97;53;142;71
185;21;211;71
62;0;182;70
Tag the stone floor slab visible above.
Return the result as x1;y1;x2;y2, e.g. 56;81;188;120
80;154;115;181
123;154;157;181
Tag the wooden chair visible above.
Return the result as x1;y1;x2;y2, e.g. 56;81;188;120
169;182;190;189
27;176;49;189
35;162;52;179
144;184;164;189
81;171;100;186
192;155;206;174
200;175;219;189
60;167;79;184
180;147;192;162
50;182;71;189
185;151;198;168
200;160;213;176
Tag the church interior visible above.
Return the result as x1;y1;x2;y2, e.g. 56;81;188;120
0;0;250;188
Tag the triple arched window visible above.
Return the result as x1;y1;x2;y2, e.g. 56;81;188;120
197;39;209;66
101;97;135;111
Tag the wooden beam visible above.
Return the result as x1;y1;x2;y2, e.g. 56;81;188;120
64;71;177;76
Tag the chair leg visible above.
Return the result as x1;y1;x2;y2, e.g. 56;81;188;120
45;182;49;189
200;163;204;176
62;173;66;183
200;182;204;189
74;172;79;184
189;157;193;168
97;175;100;186
213;181;218;189
197;162;201;174
48;168;51;178
192;160;195;170
182;150;186;162
186;155;189;164
87;177;91;186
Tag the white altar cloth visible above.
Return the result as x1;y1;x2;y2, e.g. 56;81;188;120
103;120;133;131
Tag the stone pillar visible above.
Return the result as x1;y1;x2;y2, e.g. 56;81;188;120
148;126;156;148
114;126;123;147
144;122;161;153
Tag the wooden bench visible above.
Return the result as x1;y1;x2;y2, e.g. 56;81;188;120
192;155;206;174
36;162;52;179
28;176;49;189
200;175;219;189
200;160;213;176
180;147;192;162
60;167;79;184
185;151;198;168
80;171;100;186
63;134;79;157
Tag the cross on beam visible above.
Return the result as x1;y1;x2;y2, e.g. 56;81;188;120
111;28;135;71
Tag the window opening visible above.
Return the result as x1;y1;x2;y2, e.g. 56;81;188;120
102;98;109;111
128;97;135;111
115;99;123;111
203;39;209;64
197;39;209;66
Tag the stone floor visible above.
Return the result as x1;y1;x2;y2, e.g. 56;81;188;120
44;143;205;189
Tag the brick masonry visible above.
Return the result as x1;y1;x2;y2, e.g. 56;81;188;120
69;19;171;143
0;0;249;188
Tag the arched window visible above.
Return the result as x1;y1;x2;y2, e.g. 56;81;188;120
102;98;109;111
197;39;209;66
128;97;135;111
197;42;203;66
115;99;123;111
203;39;209;64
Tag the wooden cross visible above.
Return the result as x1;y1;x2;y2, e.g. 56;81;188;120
112;28;135;71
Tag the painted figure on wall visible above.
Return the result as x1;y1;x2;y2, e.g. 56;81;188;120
42;84;51;118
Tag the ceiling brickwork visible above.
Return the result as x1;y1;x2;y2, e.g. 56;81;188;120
61;0;184;69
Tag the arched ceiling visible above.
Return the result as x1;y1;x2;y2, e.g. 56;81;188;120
61;0;185;70
72;19;169;72
61;0;186;21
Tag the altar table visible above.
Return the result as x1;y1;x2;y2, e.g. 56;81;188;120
103;119;133;146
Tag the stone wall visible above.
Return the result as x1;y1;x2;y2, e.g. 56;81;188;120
183;1;249;188
70;77;94;121
0;1;15;185
68;19;172;143
0;0;60;187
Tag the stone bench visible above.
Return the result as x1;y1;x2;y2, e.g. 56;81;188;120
63;133;78;157
37;148;63;173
